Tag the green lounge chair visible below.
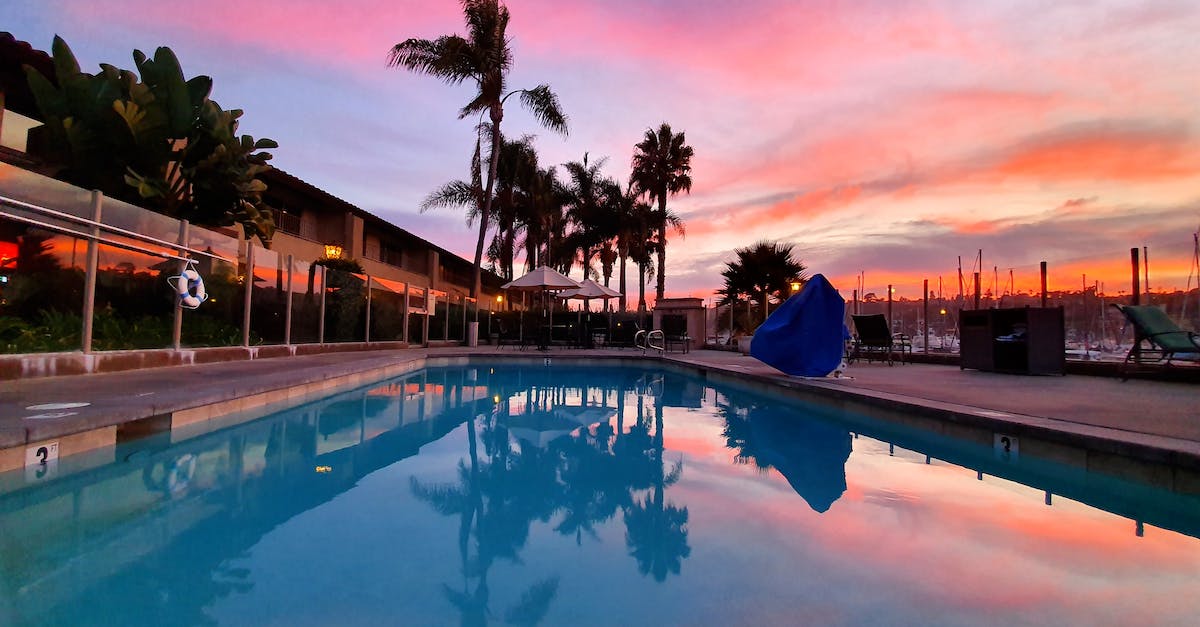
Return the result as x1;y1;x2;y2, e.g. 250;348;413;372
1112;304;1200;377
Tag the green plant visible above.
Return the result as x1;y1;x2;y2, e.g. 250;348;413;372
24;36;278;245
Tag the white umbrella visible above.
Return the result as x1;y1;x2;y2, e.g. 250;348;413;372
559;279;623;347
501;266;581;349
559;278;622;304
501;266;581;291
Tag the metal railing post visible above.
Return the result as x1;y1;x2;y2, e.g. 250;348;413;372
284;254;294;345
242;242;255;347
172;220;189;350
318;265;327;343
422;286;430;346
402;283;410;344
80;191;102;353
923;279;929;354
365;276;372;343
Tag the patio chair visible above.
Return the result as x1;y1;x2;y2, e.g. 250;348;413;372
1112;304;1200;378
848;314;908;365
495;319;528;350
661;314;690;353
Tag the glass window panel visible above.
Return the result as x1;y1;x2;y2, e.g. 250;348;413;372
187;225;239;264
369;278;406;342
249;247;286;345
0;162;95;221
92;243;175;350
0;218;85;353
447;293;465;341
179;248;243;348
323;268;366;343
407;286;426;345
430;289;448;342
100;196;181;251
290;261;322;344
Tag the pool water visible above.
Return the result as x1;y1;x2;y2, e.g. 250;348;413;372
2;363;1198;626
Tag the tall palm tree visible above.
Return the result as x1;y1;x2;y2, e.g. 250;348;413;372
389;0;568;298
562;153;616;279
719;240;808;326
630;123;693;303
610;184;649;312
519;166;570;272
489;134;539;281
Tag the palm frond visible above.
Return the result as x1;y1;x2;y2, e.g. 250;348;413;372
421;180;478;214
518;85;569;136
387;36;475;84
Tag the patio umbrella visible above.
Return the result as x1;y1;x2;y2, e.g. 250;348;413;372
559;278;622;311
560;278;622;346
501;266;581;348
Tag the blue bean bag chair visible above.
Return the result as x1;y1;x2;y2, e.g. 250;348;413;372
750;274;846;377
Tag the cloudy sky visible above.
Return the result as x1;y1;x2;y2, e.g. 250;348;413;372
4;0;1199;301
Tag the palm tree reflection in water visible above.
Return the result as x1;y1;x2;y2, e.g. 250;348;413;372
410;370;693;623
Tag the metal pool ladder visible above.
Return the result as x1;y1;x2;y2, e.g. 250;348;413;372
635;329;665;355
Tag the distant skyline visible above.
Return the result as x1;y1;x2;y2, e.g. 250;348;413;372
4;0;1199;302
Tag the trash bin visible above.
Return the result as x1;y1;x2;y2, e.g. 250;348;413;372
467;321;479;347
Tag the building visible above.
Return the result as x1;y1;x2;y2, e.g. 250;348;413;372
0;32;503;311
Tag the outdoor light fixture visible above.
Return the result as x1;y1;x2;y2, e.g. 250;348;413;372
496;294;503;303
324;244;343;259
791;282;801;292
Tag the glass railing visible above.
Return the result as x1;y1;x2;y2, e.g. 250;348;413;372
369;276;407;342
290;260;322;344
323;268;367;343
0;164;457;354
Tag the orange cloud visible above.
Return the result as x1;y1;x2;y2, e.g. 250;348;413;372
990;127;1198;182
686;186;864;240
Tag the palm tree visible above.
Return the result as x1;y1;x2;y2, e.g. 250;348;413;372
630;123;693;303
389;0;568;298
518;165;564;270
562;153;616;279
610;184;649;312
719;240;808;326
489;134;539;281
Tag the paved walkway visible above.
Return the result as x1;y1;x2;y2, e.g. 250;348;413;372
1;345;1196;465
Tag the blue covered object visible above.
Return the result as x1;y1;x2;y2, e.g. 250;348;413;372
750;274;846;377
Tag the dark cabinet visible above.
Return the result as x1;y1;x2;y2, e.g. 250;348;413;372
959;307;1065;375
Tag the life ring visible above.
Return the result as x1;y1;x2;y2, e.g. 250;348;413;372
166;453;196;496
174;268;207;309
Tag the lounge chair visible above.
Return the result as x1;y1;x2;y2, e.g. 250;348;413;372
848;314;909;365
1112;304;1200;378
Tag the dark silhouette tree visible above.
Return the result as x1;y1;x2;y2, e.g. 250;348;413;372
630;123;692;303
719;240;808;326
389;0;568;298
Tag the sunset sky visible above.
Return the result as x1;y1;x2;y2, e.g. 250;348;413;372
5;0;1200;301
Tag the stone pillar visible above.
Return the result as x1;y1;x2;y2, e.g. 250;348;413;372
652;297;705;351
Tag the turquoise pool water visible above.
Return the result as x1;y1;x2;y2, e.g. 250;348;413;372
2;363;1198;626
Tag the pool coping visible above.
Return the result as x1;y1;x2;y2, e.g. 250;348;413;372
1;350;1198;493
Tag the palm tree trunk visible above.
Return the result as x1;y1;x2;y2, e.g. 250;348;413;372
638;261;647;313
655;195;667;303
474;107;504;298
618;251;628;312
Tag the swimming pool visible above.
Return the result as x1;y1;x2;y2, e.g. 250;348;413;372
2;362;1198;625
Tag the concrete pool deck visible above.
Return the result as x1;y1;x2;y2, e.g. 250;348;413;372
0;345;1196;485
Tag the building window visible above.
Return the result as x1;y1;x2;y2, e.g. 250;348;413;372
275;209;303;236
379;243;403;268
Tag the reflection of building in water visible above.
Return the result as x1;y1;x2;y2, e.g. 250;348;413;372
0;367;485;625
